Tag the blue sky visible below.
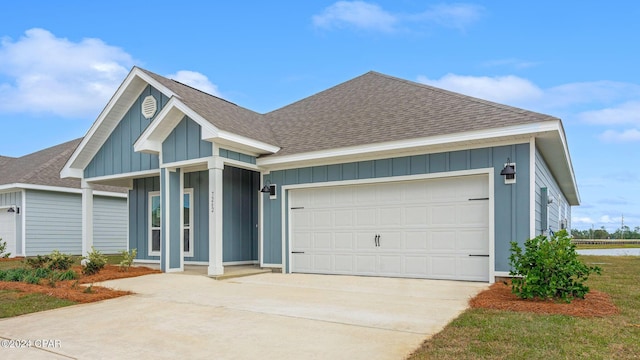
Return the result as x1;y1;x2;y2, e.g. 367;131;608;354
0;1;638;231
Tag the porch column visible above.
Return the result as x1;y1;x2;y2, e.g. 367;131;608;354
208;157;224;276
81;180;93;257
160;167;184;272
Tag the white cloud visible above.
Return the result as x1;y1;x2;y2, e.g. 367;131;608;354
312;1;482;32
483;58;539;69
0;28;134;118
579;101;640;125
414;3;484;31
312;1;397;32
599;128;640;143
416;73;543;104
166;70;220;96
573;216;594;224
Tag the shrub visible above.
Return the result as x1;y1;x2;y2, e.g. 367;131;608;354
118;249;137;272
82;247;107;275
26;255;51;269
53;269;78;281
0;237;10;258
509;229;601;303
48;250;75;271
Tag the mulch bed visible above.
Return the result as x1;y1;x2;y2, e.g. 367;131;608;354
470;282;619;317
0;264;160;303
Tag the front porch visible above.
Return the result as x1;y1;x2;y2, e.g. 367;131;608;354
136;263;275;279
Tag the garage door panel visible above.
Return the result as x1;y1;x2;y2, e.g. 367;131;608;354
431;205;457;226
379;255;402;274
404;256;428;276
334;255;354;272
355;255;377;273
290;174;490;282
313;233;332;250
431;231;456;251
379;207;403;226
334;233;354;250
405;231;428;250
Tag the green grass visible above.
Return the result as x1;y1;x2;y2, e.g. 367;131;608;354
0;290;76;318
409;256;640;359
575;243;640;249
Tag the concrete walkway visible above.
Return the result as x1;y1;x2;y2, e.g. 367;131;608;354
0;273;487;360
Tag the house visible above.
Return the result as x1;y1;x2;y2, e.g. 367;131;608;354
61;67;579;282
0;139;128;257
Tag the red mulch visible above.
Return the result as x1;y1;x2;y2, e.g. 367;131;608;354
0;264;160;303
470;282;619;318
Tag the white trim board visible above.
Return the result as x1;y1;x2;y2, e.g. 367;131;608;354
0;183;127;198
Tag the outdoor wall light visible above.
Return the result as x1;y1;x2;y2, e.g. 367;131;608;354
500;158;516;184
259;182;277;198
7;206;19;214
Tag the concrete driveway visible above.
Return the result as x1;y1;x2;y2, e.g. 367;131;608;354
0;273;487;359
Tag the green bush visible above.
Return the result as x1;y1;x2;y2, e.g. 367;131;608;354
509;229;601;303
81;247;107;275
0;267;51;284
0;237;10;258
25;255;51;269
53;269;78;281
118;248;137;272
48;250;74;271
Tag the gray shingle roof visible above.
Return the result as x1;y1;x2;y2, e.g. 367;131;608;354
0;139;125;193
138;68;277;146
263;71;559;157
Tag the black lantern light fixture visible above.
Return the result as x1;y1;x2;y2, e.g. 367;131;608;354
500;157;516;184
259;181;277;198
7;206;19;214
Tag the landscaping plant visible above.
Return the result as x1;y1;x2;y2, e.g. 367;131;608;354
47;250;75;271
118;248;137;272
81;247;107;275
0;237;10;258
509;229;601;302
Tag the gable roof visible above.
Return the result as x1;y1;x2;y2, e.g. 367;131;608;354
264;71;559;157
1;139;125;193
138;68;277;147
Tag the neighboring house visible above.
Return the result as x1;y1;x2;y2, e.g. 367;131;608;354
0;139;128;257
61;67;579;282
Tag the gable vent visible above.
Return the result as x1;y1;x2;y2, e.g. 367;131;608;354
141;95;157;119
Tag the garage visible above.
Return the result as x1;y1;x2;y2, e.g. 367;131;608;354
289;174;491;281
0;209;16;257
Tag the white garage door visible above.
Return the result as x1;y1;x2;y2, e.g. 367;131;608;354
0;211;16;258
289;175;490;281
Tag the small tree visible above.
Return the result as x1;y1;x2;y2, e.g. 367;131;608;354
0;237;10;258
509;230;601;303
118;248;137;272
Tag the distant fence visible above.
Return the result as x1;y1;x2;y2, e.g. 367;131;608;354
572;239;640;245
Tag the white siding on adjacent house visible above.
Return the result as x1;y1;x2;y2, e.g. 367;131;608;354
0;191;23;256
25;190;82;255
535;148;570;235
94;196;128;254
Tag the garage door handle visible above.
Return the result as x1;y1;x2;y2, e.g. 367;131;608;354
374;234;380;247
469;254;489;257
291;251;305;254
468;197;489;201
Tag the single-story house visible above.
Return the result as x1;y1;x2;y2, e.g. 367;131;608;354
0;139;128;257
61;67;578;282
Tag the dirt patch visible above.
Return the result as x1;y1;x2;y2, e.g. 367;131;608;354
470;282;619;318
0;265;160;303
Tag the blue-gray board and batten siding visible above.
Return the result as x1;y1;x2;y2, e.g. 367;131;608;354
162;117;213;164
84;85;167;179
261;144;531;272
129;167;258;263
535;147;570;234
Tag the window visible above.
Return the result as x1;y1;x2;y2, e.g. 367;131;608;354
183;189;194;257
148;190;194;257
149;192;161;256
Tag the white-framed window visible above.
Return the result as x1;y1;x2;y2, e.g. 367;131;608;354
148;189;194;257
148;191;161;256
183;189;194;257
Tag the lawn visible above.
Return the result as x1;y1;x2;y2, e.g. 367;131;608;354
0;290;76;318
575;243;640;249
409;256;640;359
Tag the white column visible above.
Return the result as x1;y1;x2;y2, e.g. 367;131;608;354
208;157;224;276
81;180;94;257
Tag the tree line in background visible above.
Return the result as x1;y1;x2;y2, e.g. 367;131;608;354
571;226;640;239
